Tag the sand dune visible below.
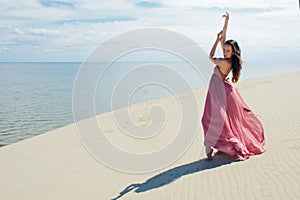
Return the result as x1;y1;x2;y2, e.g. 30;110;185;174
1;70;300;200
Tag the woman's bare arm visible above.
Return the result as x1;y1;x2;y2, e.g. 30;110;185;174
220;12;229;49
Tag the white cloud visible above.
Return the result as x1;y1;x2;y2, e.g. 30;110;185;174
42;48;61;52
78;0;134;10
13;28;24;34
27;28;59;35
0;47;11;52
13;28;59;36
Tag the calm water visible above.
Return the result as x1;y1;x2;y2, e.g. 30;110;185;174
0;62;299;146
0;63;77;145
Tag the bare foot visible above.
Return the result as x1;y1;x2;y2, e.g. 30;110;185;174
206;148;213;161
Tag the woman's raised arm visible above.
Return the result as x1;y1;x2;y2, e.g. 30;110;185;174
220;12;229;49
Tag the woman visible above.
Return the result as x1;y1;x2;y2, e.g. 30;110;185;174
202;12;266;161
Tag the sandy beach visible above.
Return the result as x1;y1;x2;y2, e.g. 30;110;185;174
1;70;300;200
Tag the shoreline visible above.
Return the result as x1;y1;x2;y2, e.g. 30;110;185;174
1;69;300;148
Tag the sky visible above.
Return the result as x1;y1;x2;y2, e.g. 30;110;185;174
0;0;299;62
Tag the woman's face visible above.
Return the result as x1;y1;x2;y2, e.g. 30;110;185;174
223;44;233;59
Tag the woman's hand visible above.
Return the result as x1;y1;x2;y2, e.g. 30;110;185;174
222;12;229;21
217;30;223;42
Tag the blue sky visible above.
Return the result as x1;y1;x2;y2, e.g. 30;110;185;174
0;0;299;62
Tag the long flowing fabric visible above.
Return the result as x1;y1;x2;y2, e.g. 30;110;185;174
202;67;265;160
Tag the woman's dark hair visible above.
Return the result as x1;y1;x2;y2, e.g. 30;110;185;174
225;40;242;83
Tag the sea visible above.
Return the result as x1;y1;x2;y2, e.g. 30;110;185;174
0;61;299;146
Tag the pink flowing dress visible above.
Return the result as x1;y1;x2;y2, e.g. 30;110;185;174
202;66;266;160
